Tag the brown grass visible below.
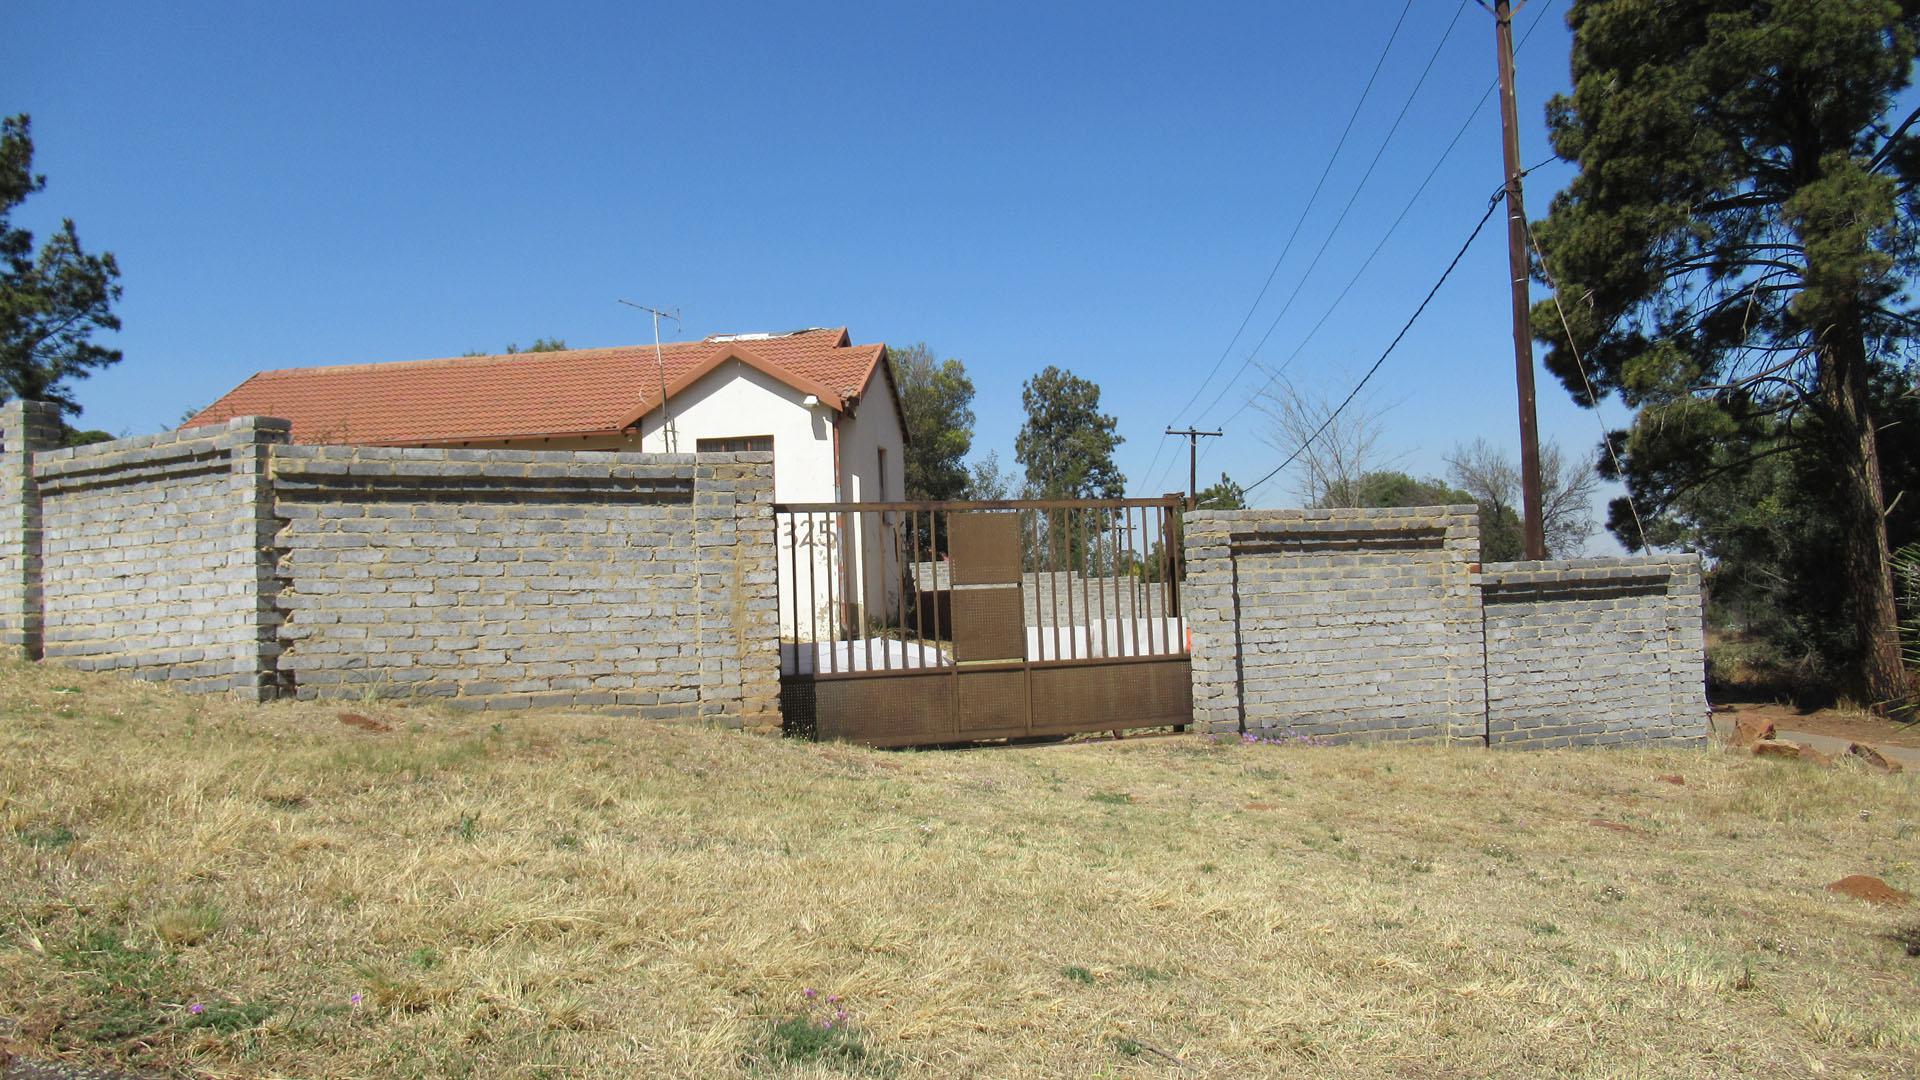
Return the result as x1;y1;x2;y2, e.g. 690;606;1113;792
2;660;1918;1079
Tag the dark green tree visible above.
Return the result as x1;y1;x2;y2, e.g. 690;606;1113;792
1196;473;1246;510
890;342;975;501
1014;366;1125;499
1531;0;1920;701
462;338;569;357
0;115;122;418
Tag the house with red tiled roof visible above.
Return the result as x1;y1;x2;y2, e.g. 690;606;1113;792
186;326;908;635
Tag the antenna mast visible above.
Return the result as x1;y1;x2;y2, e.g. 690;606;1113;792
618;300;682;452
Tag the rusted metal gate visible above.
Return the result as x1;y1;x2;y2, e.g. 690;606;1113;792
774;497;1192;746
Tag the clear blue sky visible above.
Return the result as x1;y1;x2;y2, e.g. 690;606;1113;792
5;0;1619;542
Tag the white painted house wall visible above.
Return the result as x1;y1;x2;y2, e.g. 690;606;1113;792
627;357;906;642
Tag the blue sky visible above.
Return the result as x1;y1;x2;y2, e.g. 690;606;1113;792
4;0;1619;541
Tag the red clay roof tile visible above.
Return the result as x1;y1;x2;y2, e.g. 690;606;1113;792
184;328;888;445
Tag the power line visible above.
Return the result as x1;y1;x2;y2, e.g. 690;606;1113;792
1243;187;1507;498
1170;0;1562;490
1187;0;1468;428
1523;212;1651;550
1138;0;1419;491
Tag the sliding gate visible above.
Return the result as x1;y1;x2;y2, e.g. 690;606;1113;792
775;497;1192;746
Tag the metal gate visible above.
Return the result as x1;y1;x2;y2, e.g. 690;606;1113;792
774;497;1192;746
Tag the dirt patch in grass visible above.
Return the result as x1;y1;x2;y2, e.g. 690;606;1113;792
1718;700;1920;749
2;660;1918;1077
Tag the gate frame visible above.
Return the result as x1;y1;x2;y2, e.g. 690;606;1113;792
774;495;1193;746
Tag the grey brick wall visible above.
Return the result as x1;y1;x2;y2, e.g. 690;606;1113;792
1479;556;1708;748
0;401;61;659
30;418;292;697
1183;507;1487;743
1182;507;1709;749
269;445;780;729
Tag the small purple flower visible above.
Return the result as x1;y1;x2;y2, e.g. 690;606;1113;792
189;1003;205;1015
835;1009;848;1022
826;994;840;1005
350;992;363;1006
820;1019;834;1030
802;987;817;1000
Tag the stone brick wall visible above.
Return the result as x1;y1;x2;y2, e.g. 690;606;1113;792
1183;507;1709;749
29;418;290;697
1183;507;1487;742
0;409;780;730
269;445;780;729
0;401;61;658
1479;556;1707;748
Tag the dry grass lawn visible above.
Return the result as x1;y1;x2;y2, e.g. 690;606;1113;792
2;661;1918;1079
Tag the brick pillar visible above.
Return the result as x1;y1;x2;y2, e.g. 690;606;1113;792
0;401;62;659
692;451;781;730
227;416;293;700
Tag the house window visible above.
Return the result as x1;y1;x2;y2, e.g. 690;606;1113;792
876;446;889;502
696;435;774;453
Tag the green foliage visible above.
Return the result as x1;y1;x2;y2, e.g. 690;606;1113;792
754;1016;884;1073
1015;366;1124;499
464;338;568;356
1346;471;1472;511
16;823;75;849
1533;0;1920;696
967;450;1019;500
1196;472;1246;510
0;114;122;418
61;425;113;447
1061;965;1096;984
891;342;976;500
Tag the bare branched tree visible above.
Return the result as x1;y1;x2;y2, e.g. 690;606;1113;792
1446;438;1600;558
1252;376;1389;508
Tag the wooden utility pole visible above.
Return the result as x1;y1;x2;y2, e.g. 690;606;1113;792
1166;427;1222;509
1489;0;1548;560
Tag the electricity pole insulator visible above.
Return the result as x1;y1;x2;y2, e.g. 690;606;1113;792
1166;427;1223;510
1492;0;1548;560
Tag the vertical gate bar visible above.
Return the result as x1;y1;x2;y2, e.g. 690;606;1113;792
785;511;797;676
1164;504;1176;649
862;512;875;674
1126;506;1141;658
879;513;892;672
825;511;838;674
1159;499;1175;626
1142;505;1156;656
1064;506;1077;658
1050;508;1062;664
1108;505;1123;657
910;510;924;668
1136;507;1152;657
1094;507;1109;658
805;512;817;674
1137;505;1149;656
1153;504;1166;654
891;512;905;670
937;509;951;668
1025;508;1038;661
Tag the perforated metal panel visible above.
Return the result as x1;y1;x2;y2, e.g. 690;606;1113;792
956;668;1027;739
1030;659;1191;734
815;672;954;747
778;496;1191;747
948;513;1023;585
951;586;1026;662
